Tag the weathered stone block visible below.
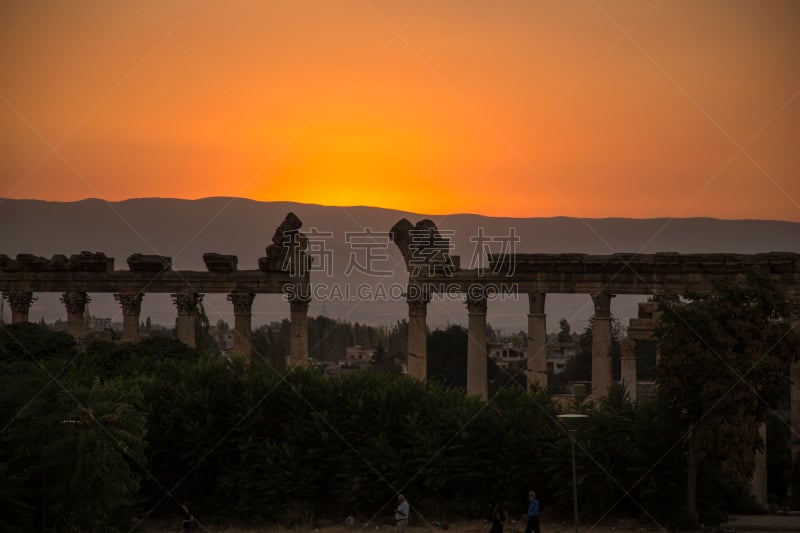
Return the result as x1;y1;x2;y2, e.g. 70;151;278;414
271;212;303;245
127;253;172;272
0;254;18;272
48;254;69;270
258;256;281;272
203;253;238;273
16;254;48;271
755;252;800;273
67;251;114;272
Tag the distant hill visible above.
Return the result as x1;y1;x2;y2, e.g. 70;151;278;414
1;197;798;333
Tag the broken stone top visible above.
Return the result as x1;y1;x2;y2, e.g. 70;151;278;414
259;212;309;273
390;218;455;274
203;253;238;273
271;212;303;245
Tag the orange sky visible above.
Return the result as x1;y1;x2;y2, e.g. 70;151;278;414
1;0;799;221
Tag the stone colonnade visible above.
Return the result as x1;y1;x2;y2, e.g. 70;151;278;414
405;289;798;414
0;212;312;365
405;289;624;399
2;289;310;366
2;226;798;507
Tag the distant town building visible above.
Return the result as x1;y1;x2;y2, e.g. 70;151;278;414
546;337;577;375
89;316;112;331
306;345;406;377
488;341;525;371
209;324;235;351
346;345;375;362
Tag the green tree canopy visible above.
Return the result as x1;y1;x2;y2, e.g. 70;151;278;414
655;269;799;526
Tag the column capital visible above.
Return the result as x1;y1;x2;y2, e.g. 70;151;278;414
284;280;311;304
591;292;613;318
227;292;255;316
407;299;428;317
114;292;144;315
287;283;311;306
60;291;90;314
4;291;36;314
528;292;546;315
171;293;203;316
466;295;487;315
290;299;309;313
405;282;430;305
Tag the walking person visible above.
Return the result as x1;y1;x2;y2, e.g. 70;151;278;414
395;494;410;533
490;502;506;533
181;500;197;532
524;491;541;533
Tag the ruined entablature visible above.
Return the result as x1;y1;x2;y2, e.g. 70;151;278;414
0;252;114;273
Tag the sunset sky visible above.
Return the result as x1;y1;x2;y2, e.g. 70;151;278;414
2;0;799;221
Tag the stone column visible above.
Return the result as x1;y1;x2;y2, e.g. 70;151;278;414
591;292;613;398
114;293;143;343
751;423;768;508
407;298;428;380
466;294;488;400
620;337;637;402
288;298;309;367
228;292;255;363
5;291;35;324
61;291;90;339
171;293;202;349
527;292;547;390
791;300;800;463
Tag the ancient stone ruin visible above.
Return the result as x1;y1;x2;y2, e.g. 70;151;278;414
1;215;798;505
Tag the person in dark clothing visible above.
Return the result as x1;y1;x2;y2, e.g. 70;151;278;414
181;501;196;532
490;502;506;533
524;491;540;533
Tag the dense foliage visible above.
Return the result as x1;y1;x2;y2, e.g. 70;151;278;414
655;270;799;527
0;324;146;531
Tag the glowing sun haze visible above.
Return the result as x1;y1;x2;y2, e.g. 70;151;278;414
2;0;799;221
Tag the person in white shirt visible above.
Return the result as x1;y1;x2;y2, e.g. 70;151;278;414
395;494;410;533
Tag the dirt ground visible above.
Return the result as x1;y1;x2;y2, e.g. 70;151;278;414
140;518;673;533
141;513;800;532
141;512;800;532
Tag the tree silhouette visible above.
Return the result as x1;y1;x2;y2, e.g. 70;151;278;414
655;270;799;526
